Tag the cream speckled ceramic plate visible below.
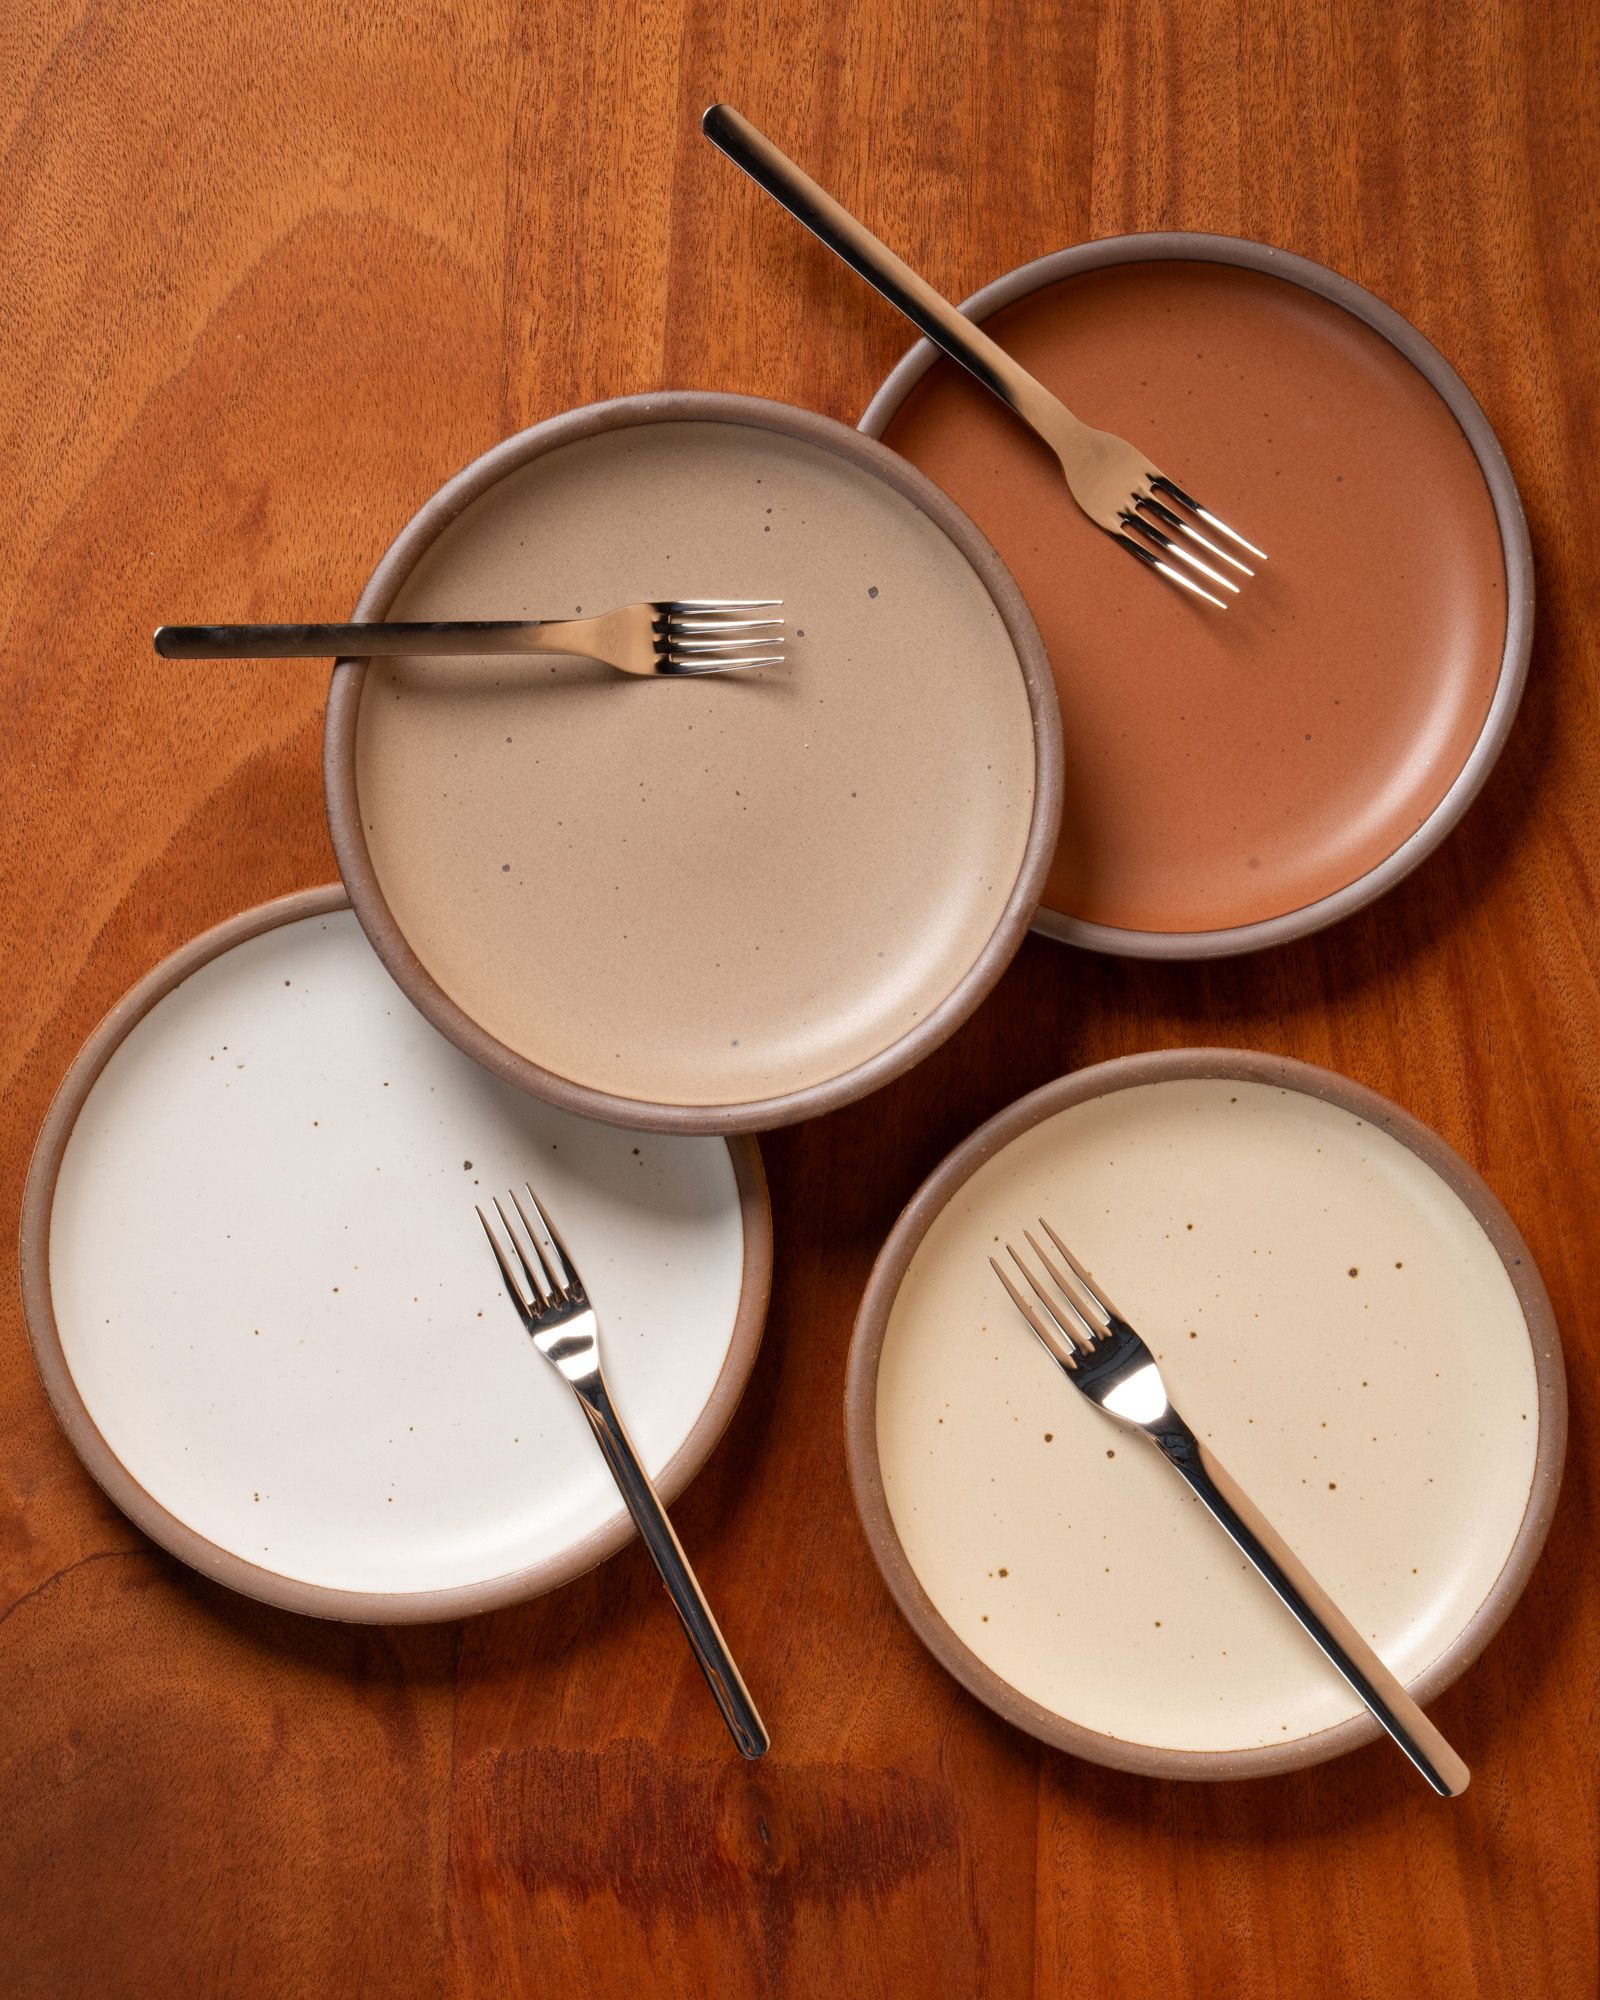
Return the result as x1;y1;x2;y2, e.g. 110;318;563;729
20;889;770;1622
324;392;1061;1135
847;1050;1565;1778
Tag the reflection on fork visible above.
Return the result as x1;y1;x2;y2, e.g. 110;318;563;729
153;598;788;673
992;1217;1469;1797
477;1182;769;1759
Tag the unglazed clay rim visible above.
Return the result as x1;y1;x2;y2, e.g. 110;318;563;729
18;886;774;1626
324;391;1063;1133
845;1048;1566;1779
859;233;1535;960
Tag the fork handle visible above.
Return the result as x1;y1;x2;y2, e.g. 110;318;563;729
702;104;1084;445
153;621;578;660
571;1371;769;1760
1154;1418;1470;1796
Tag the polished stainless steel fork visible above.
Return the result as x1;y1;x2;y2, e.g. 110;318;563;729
993;1219;1469;1796
154;598;786;674
704;103;1264;607
478;1184;768;1759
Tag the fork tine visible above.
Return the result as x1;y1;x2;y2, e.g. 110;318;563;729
493;1195;549;1306
662;598;783;610
1140;497;1254;578
665;653;784;673
1024;1227;1111;1343
1009;1240;1097;1353
1161;536;1240;593
990;1254;1080;1368
1190;506;1267;564
666;631;788;650
507;1187;563;1300
667;617;786;634
669;627;785;644
1149;478;1267;563
520;1184;585;1298
1036;1218;1131;1327
477;1205;531;1315
1116;530;1228;610
1122;512;1240;595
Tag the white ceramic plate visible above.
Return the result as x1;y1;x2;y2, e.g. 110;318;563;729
848;1052;1565;1778
21;890;770;1621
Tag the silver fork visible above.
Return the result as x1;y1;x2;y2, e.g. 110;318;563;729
993;1219;1469;1796
704;103;1264;607
153;599;786;674
478;1184;768;1759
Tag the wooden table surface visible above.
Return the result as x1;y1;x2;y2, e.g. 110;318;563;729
4;3;1596;1994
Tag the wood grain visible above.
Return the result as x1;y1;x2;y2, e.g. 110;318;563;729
3;1;1596;1994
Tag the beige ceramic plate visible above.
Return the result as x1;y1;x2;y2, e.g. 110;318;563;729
20;888;771;1623
847;1050;1565;1778
325;393;1061;1134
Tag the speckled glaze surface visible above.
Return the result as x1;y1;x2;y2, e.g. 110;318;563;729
325;394;1062;1132
847;1050;1565;1778
18;889;772;1624
861;236;1533;958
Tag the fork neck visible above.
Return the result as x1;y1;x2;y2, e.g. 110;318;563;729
1142;1407;1203;1467
538;1336;604;1389
947;333;1090;462
512;612;613;661
1087;1339;1196;1457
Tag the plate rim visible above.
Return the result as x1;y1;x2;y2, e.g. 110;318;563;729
844;1046;1567;1779
858;231;1536;960
18;885;774;1624
323;389;1064;1132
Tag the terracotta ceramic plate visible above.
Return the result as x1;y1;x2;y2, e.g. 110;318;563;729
861;236;1533;956
847;1050;1565;1778
20;889;771;1623
325;393;1061;1133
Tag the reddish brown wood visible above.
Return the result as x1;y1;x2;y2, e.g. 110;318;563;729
2;2;1595;1995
